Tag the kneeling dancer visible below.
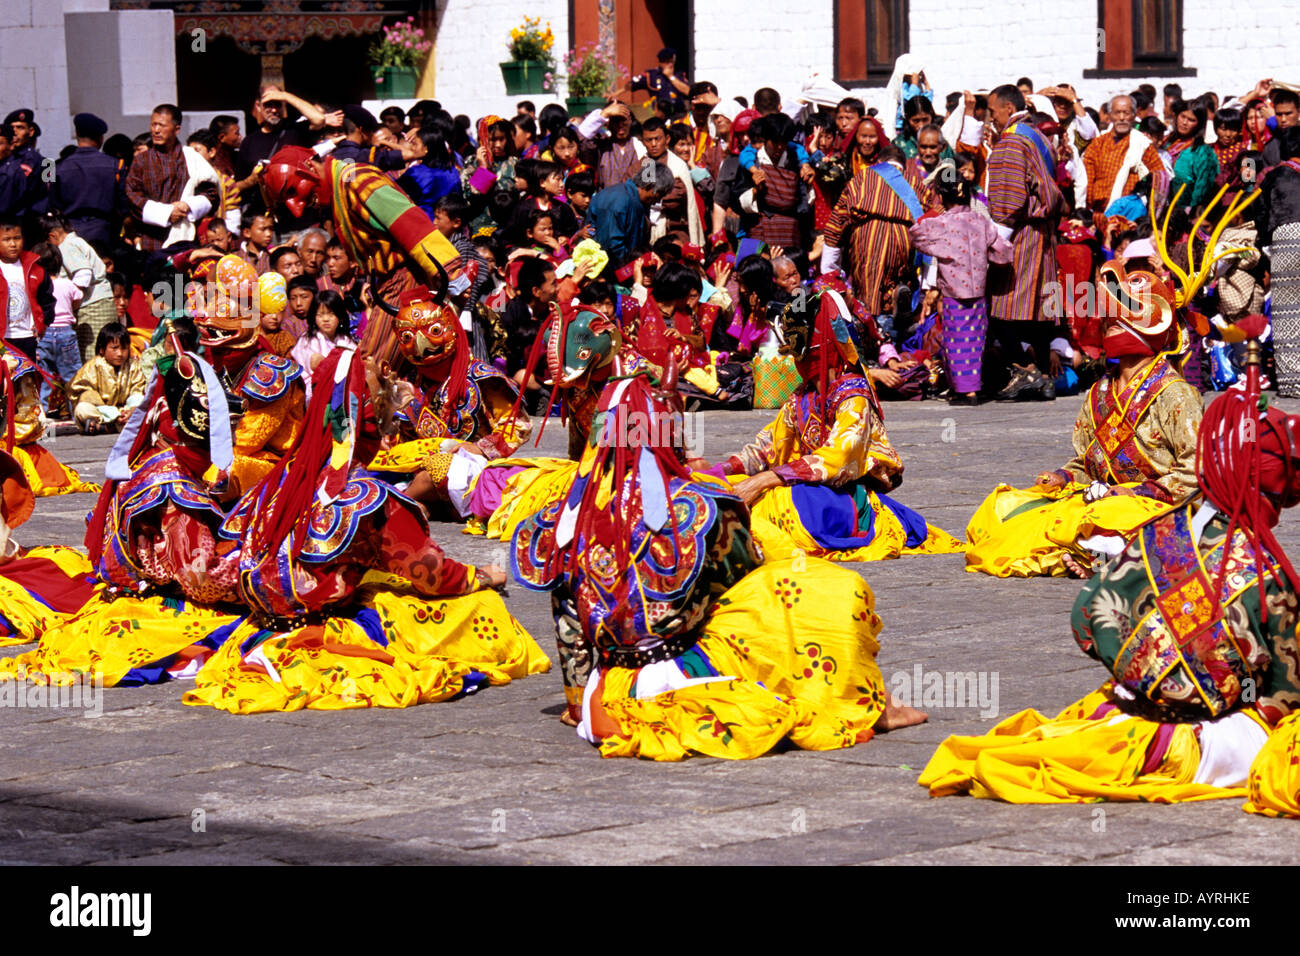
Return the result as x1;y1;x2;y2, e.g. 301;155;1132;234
512;365;926;757
923;335;1300;808
185;348;549;713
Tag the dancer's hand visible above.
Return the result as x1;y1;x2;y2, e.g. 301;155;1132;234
477;564;509;589
1033;471;1067;491
735;470;781;507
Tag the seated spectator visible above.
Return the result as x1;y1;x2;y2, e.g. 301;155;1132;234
398;124;461;218
67;322;145;434
512;159;578;242
500;255;557;407
586;159;674;267
239;213;273;274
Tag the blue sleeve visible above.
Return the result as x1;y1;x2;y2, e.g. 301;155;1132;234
371;146;407;171
0;165;24;215
398;166;436;218
794;143;810;165
738;144;757;171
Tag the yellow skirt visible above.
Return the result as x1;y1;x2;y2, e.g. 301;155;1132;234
965;482;1174;577
742;483;965;562
13;444;99;497
589;559;888;760
184;584;550;713
1244;712;1300;818
0;592;241;686
0;547;95;647
479;457;579;541
918;685;1243;804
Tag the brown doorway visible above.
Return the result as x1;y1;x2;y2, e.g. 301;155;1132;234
570;0;693;94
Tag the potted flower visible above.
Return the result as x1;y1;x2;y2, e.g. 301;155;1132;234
563;45;625;117
369;16;431;98
501;17;555;95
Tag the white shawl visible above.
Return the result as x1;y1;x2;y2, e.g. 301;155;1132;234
140;146;219;247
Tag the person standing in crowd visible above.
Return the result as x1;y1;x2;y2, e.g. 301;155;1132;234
3;108;46;227
47;113;120;247
0;125;26;219
619;47;691;114
821;140;924;329
124;104;218;254
908;160;1013;404
1261;87;1300;167
39;212;113;364
1164;99;1220;214
1260;126;1300;397
587;159;674;265
1082;94;1167;230
983;84;1065;401
0;214;52;361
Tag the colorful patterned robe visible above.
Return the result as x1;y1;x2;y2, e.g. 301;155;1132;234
326;157;466;364
985;121;1065;323
1055;357;1201;502
512;453;760;712
217;351;307;498
221;465;480;619
725;373;903;491
368;360;532;495
98;446;238;605
823;163;924;315
1072;499;1300;725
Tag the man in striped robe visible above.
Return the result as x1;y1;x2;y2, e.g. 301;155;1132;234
984;84;1065;400
261;147;468;367
820;145;924;320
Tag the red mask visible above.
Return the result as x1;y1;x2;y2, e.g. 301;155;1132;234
261;147;323;219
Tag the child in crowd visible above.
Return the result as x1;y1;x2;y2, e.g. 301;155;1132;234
514;160;578;241
519;209;568;261
240;214;274;274
109;273;130;321
33;242;84;418
564;171;595;222
291;290;356;393
0;215;51;362
67;322;145;434
908;159;1013;405
258;273;297;358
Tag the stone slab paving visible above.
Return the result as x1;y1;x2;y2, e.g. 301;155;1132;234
4;393;1298;865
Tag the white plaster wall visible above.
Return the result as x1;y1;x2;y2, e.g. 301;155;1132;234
689;0;1300;131
693;0;836;110
65;9;179;142
0;0;74;146
432;0;571;119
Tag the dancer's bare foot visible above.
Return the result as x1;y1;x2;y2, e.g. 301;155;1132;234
1062;553;1094;579
875;690;928;730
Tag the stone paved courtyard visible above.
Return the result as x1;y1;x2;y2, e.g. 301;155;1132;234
4;394;1298;865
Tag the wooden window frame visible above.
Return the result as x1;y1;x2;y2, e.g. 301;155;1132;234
834;0;910;88
1084;0;1196;79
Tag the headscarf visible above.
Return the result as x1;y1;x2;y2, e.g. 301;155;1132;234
729;108;760;156
884;53;926;131
850;116;890;176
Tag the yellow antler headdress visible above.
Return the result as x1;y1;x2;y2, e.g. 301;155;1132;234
1151;182;1263;308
